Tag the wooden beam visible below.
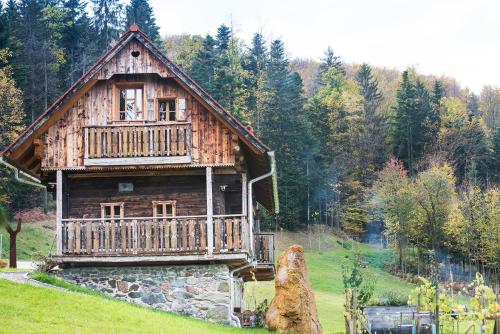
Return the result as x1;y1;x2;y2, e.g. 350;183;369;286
56;170;63;255
206;166;214;255
83;155;191;166
52;253;249;265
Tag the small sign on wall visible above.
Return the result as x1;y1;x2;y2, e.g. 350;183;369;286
118;183;134;193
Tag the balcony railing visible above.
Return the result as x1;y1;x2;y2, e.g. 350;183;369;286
84;123;191;165
60;215;249;256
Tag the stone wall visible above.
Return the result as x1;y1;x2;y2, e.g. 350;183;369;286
56;264;238;323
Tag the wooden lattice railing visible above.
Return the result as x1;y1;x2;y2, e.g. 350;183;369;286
84;123;191;160
60;215;248;256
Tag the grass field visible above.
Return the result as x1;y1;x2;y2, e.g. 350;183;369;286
0;223;415;333
0;279;272;334
244;231;414;334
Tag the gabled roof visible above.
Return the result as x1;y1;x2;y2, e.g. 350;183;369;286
1;25;277;213
1;24;269;158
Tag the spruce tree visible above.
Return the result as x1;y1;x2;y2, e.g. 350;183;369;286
189;34;216;92
259;39;309;228
124;0;160;43
318;46;344;77
390;70;417;174
91;0;122;49
355;63;387;184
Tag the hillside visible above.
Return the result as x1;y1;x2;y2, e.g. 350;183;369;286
0;220;55;261
0;279;271;334
0;222;413;333
244;231;413;334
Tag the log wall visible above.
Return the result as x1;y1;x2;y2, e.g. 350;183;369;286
66;175;208;218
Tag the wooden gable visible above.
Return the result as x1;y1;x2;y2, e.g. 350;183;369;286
1;26;277;213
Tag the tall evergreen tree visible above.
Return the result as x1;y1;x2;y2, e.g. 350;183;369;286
243;32;267;135
58;0;97;88
91;0;122;49
124;0;160;43
259;39;309;227
390;72;438;175
318;46;344;77
355;63;387;185
189;34;216;92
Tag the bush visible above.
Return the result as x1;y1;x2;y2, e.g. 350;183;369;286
0;258;7;268
369;290;408;306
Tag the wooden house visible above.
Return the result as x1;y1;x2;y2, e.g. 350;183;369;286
0;25;278;323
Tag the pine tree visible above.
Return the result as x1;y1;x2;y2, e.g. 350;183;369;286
189;34;216;92
259;39;310;228
0;2;7;50
242;33;267;135
124;0;160;43
58;0;98;88
318;46;344;77
91;0;122;49
355;63;387;185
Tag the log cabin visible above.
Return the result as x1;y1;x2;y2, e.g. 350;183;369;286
0;25;278;324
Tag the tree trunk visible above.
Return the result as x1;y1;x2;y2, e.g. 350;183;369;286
6;219;22;269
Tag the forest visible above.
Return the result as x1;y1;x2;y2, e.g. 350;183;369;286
0;0;498;278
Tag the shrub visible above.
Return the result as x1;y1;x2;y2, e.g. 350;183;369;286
0;258;7;268
369;290;408;306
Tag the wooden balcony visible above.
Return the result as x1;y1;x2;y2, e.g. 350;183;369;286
84;123;192;166
60;215;248;258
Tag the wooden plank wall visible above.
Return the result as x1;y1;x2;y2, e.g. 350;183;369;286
41;76;238;168
95;39;171;79
66;175;208;218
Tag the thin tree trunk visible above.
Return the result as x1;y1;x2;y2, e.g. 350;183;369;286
6;219;22;269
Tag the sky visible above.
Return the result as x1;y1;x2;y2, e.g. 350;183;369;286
149;0;499;93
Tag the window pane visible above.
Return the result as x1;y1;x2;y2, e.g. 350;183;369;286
169;111;176;121
166;204;173;216
105;206;111;216
126;101;135;120
126;89;134;99
114;206;121;217
156;205;163;215
136;89;142;111
159;112;166;121
159;101;167;111
168;100;176;111
119;90;126;111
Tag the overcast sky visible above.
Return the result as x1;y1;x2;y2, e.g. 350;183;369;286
149;0;499;93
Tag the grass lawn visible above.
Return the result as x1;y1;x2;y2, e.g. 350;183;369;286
0;221;55;260
0;279;271;334
244;232;414;334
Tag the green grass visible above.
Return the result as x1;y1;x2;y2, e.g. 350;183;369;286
31;272;106;296
244;232;414;334
0;279;271;334
0;221;55;260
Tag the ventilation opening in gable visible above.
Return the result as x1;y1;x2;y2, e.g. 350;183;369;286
131;50;140;58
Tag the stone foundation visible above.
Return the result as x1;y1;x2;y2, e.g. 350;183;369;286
56;264;241;323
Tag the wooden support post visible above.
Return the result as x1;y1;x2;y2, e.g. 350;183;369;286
206;167;214;255
242;173;247;216
56;170;63;255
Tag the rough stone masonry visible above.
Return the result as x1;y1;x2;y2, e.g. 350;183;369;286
56;264;240;323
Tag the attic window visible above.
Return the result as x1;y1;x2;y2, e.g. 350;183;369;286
131;50;140;58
